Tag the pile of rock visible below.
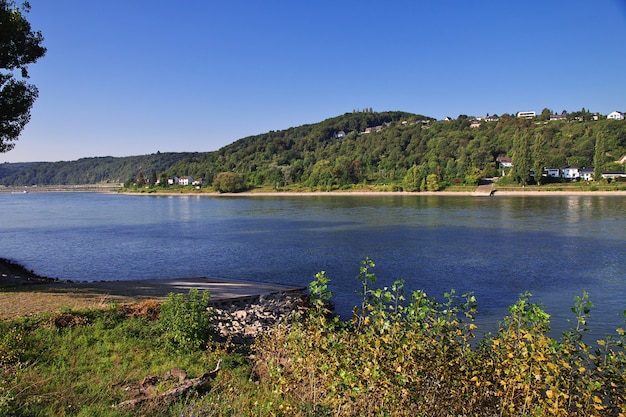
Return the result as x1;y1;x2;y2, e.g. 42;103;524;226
211;291;310;344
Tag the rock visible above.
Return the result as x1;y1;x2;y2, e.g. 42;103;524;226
210;291;311;344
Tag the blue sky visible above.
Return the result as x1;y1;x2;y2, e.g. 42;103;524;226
3;0;625;163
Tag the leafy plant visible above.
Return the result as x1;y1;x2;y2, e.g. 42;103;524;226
160;288;213;352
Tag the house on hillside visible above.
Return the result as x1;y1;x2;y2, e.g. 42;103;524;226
544;168;561;178
179;176;194;186
167;176;179;185
334;130;346;138
496;156;513;168
470;120;482;128
579;168;594;181
517;111;536;119
485;114;499;122
561;166;580;180
550;113;567;121
607;111;625;120
602;171;626;180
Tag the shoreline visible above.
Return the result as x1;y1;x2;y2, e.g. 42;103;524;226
120;190;626;197
2;184;626;197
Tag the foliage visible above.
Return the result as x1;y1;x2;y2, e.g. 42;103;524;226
0;306;215;416
251;260;626;416
2;110;626;189
159;288;213;352
0;0;46;153
1;263;626;416
0;152;201;186
212;171;247;193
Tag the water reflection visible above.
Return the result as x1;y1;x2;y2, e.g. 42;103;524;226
0;193;624;337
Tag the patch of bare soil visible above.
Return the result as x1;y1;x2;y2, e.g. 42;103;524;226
0;258;156;319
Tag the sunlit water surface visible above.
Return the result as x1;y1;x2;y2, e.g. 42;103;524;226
1;192;624;337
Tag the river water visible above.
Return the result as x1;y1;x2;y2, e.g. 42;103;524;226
1;192;625;337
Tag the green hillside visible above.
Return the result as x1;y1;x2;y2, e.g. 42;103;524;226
164;110;626;191
1;109;625;189
0;152;200;186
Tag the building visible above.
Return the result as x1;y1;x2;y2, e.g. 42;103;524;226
544;168;561;178
561;166;580;180
579;168;594;181
607;111;624;120
496;156;513;168
179;176;194;186
549;113;567;121
602;171;626;180
517;111;536;119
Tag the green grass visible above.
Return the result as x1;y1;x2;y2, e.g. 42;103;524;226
1;274;625;417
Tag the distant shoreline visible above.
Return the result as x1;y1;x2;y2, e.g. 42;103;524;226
119;190;626;197
2;185;626;197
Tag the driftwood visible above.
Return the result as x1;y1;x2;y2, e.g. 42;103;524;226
115;360;222;410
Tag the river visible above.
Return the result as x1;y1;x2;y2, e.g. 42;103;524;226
1;192;625;338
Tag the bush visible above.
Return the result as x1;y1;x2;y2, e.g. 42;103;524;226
160;288;213;352
252;260;626;416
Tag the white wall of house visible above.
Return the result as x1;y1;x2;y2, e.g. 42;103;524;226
562;167;580;179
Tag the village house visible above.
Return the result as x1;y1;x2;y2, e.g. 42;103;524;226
579;168;594;181
607;111;625;120
550;113;567;121
167;176;179;185
544;168;561;178
517;111;536;119
496;156;513;168
178;176;194;186
561;166;580;180
602;171;626;180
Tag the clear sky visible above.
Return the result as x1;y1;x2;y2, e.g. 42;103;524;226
2;0;625;163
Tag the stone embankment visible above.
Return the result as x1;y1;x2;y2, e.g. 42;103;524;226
211;291;311;344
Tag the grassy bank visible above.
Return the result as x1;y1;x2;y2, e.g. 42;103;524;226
1;261;625;416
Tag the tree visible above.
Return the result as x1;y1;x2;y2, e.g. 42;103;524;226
0;1;46;153
594;130;607;180
213;171;246;193
531;131;548;185
512;129;532;185
402;164;422;191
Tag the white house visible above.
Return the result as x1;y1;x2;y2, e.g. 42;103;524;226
544;168;560;178
602;171;626;180
561;166;580;180
167;176;179;185
607;111;624;120
496;156;513;168
517;111;536;119
579;168;594;181
179;176;194;186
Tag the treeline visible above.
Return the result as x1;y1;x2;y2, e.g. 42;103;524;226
2;110;625;189
0;152;200;186
165;111;626;191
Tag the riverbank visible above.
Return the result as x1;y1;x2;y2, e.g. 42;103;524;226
120;189;626;197
0;258;305;319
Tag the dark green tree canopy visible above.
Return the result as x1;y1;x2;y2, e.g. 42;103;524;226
0;0;46;153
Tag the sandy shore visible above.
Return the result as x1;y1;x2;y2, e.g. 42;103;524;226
0;258;305;318
123;190;626;197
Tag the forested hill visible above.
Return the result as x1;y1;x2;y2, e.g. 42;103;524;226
164;110;626;190
1;110;625;188
0;152;201;186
